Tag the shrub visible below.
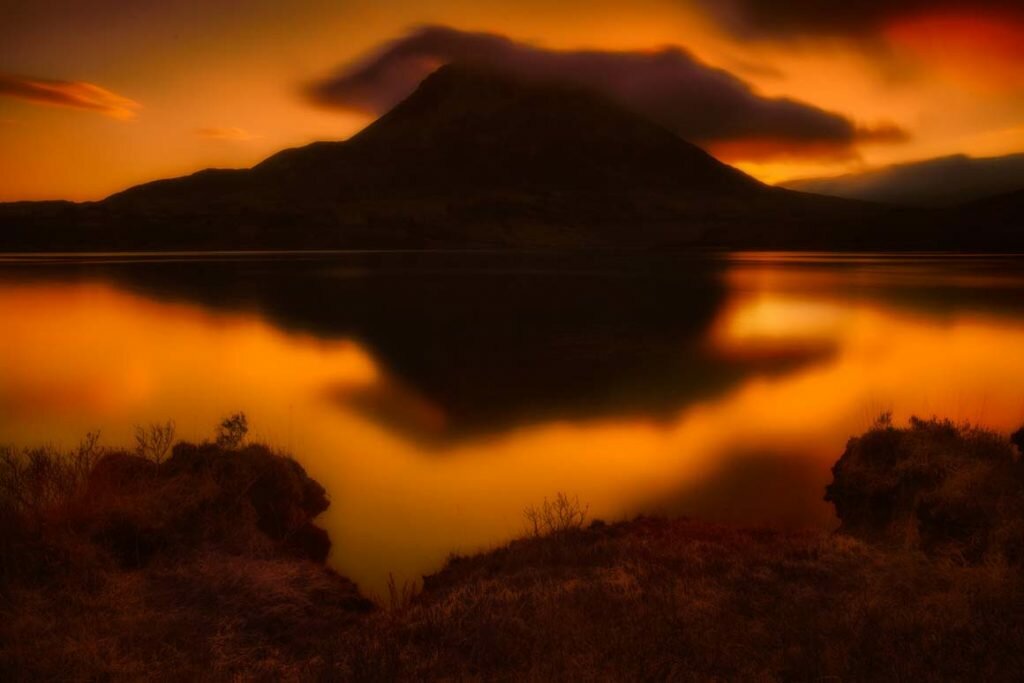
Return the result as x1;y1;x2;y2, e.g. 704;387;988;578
0;431;104;525
826;416;1024;563
84;441;333;567
133;420;175;464
215;412;249;449
524;492;589;537
0;422;373;681
0;417;331;582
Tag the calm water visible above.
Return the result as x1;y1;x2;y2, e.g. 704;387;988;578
3;251;1024;592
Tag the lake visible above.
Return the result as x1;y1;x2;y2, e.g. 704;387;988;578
3;251;1024;593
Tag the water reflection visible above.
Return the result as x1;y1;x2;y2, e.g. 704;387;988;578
2;253;1024;592
1;252;823;435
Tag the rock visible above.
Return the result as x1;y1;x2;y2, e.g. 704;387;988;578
82;442;334;566
826;417;1024;563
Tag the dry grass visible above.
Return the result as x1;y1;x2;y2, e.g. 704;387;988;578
523;491;589;536
335;517;1024;681
2;553;368;682
0;421;372;682
3;416;1024;681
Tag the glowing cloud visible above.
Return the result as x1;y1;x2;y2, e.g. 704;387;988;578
691;0;1024;39
306;25;908;162
0;74;140;120
885;12;1024;90
194;126;260;141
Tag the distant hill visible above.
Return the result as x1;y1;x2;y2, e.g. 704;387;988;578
968;187;1024;217
782;153;1024;208
0;64;1014;251
945;188;1024;250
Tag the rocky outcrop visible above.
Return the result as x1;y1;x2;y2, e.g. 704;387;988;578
826;417;1024;563
84;442;332;567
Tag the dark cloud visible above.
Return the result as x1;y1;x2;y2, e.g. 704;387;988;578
306;25;906;161
692;0;1024;39
0;74;139;119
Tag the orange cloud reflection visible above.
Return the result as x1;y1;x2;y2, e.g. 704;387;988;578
4;274;1024;593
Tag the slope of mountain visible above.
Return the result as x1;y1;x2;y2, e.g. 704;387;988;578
91;64;772;248
0;64;997;251
782;153;1024;208
944;189;1024;250
974;188;1024;215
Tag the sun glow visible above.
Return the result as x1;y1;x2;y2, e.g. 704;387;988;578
2;1;1023;197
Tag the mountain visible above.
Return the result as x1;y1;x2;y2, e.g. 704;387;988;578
944;188;1024;250
0;64;1000;251
782;153;1024;208
971;188;1024;218
90;63;768;249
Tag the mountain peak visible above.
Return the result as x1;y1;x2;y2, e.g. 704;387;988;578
400;61;548;97
341;62;759;194
383;61;618;109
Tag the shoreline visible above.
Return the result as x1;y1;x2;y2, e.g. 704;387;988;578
3;416;1024;679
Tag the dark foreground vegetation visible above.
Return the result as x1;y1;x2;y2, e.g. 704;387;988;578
3;415;1024;680
0;417;372;680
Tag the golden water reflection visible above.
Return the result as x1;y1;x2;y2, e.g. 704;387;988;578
3;260;1024;593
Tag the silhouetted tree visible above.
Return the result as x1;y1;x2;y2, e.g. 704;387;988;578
134;421;175;464
215;413;248;449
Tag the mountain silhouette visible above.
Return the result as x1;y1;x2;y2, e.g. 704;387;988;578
946;188;1024;250
255;63;759;195
783;153;1024;208
93;64;767;248
0;64;1014;251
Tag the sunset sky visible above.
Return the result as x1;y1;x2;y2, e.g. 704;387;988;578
2;0;1023;201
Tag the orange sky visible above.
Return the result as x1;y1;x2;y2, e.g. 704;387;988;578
1;0;1023;200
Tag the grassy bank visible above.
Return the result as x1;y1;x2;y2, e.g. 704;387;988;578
350;518;1023;680
3;416;1024;680
0;419;372;680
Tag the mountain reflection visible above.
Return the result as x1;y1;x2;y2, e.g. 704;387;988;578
3;252;1024;591
0;252;828;435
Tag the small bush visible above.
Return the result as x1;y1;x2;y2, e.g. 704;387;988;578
215;412;249;449
134;420;175;464
384;573;420;612
524;492;589;537
0;431;103;524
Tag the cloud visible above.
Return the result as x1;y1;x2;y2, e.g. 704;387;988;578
0;74;140;119
884;12;1024;89
306;25;906;162
690;0;1024;39
195;126;259;141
